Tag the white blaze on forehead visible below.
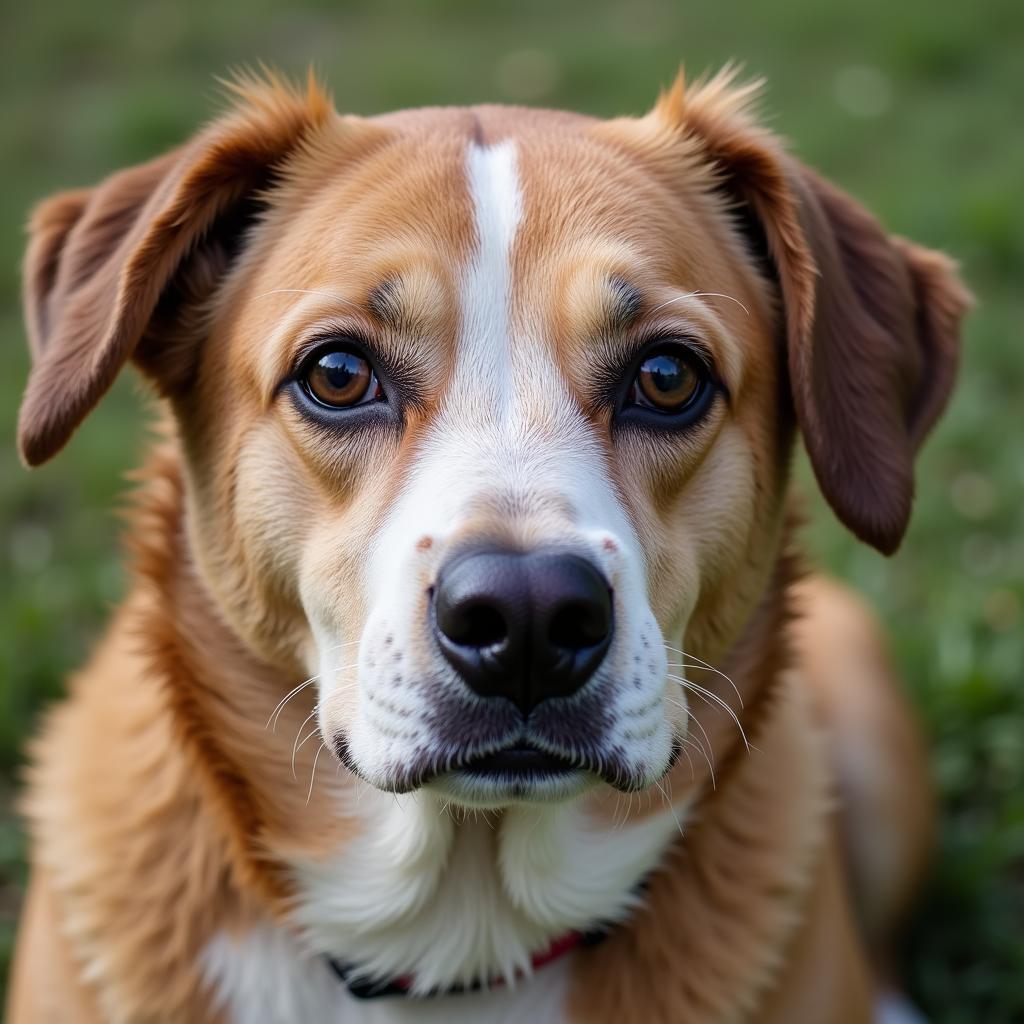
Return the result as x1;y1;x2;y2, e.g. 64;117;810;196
460;139;522;416
364;135;644;581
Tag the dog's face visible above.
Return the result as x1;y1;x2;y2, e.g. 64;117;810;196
17;73;968;810
195;116;788;806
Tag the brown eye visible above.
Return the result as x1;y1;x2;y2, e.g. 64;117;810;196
303;347;379;408
634;350;700;412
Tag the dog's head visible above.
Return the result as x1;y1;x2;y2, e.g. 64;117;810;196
18;71;968;809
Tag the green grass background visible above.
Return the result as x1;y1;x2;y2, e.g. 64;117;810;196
1;0;1021;1017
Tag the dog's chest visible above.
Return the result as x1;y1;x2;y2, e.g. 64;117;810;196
201;791;684;1022
281;789;683;994
202;923;573;1024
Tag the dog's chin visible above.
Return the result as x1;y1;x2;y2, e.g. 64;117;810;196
428;764;598;808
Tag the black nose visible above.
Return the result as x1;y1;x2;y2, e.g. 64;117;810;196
432;548;613;715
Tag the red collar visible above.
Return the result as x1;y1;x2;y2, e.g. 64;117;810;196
327;928;601;1000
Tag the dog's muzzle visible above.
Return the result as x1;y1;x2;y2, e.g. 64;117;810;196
432;547;613;715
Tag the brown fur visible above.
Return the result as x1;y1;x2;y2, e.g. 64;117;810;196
9;69;968;1022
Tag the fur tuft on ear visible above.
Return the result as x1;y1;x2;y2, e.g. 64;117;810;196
17;70;334;467
650;68;972;554
653;64;766;139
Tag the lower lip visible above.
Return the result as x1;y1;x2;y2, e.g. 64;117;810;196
461;744;577;778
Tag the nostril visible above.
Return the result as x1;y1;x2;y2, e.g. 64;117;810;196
435;574;511;648
454;602;507;648
548;595;612;651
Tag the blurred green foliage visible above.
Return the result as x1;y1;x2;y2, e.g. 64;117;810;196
1;0;1021;1018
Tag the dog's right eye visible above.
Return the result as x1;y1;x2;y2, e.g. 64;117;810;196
300;345;383;409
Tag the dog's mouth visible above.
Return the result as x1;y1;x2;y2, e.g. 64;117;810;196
336;730;682;801
436;741;590;804
458;742;578;779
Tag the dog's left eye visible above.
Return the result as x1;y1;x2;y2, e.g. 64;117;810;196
300;345;383;409
622;343;715;422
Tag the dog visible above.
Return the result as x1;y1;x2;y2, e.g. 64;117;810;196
7;68;969;1023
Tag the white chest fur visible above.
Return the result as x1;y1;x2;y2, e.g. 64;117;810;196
202;788;685;1021
290;789;683;993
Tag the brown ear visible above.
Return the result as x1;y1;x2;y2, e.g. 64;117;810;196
17;72;334;467
23;188;92;357
782;168;971;553
651;70;972;554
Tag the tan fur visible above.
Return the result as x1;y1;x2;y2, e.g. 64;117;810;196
791;577;935;951
9;69;968;1022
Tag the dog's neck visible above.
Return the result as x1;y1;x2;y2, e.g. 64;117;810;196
130;441;815;1009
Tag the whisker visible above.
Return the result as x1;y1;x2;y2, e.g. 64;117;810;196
667;696;718;787
267;676;317;731
685;706;717;774
693;290;750;316
648;290;750;318
306;742;327;805
680;734;716;788
654;779;685;840
663;645;744;708
669;674;750;752
675;741;696;782
252;287;363;308
326;639;362;653
291;711;320;779
269;655;360;733
619;792;634;829
670;695;717;781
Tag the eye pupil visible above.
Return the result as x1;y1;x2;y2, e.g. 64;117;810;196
636;351;699;411
320;351;359;389
304;347;375;408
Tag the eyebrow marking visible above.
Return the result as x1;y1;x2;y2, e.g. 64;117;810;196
367;273;451;340
605;276;644;333
367;278;403;331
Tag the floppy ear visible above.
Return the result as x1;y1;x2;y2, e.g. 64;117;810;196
17;73;334;467
652;70;972;554
782;169;970;553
